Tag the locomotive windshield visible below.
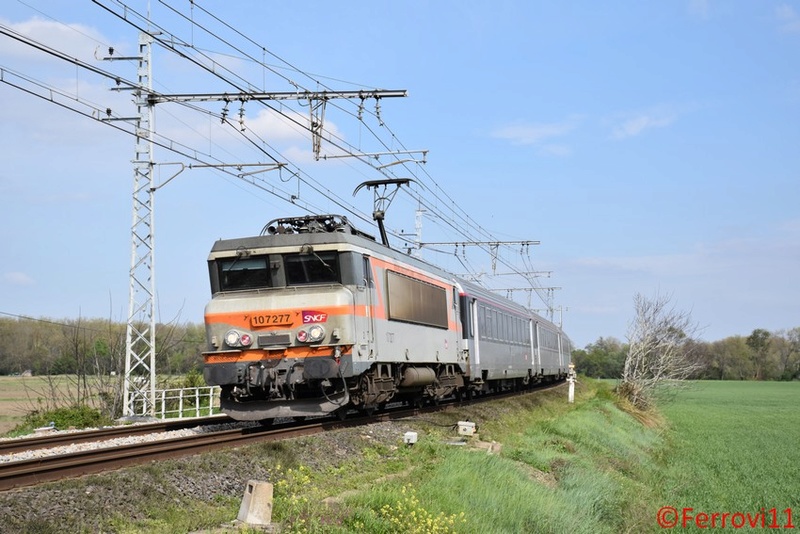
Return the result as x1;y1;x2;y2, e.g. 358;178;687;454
285;251;340;285
219;257;271;290
212;250;342;293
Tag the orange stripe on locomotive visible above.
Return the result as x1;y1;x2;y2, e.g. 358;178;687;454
204;345;354;364
204;304;369;330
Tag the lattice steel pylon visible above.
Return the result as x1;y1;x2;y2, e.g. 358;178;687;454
113;29;406;416
123;31;157;417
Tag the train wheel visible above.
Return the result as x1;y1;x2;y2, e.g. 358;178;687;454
334;407;348;421
258;418;274;427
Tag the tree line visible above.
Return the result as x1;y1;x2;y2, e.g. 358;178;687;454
574;327;800;382
0;315;205;377
2;315;798;383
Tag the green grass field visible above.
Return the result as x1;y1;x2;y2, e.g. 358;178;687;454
656;381;800;529
0;375;219;436
0;376;51;434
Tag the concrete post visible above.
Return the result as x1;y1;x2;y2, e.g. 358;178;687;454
237;480;273;526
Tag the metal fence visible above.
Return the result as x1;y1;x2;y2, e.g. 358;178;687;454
155;386;221;419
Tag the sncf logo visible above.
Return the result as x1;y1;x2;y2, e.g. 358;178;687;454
302;310;328;323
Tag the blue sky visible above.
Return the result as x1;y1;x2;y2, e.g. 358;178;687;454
1;1;798;349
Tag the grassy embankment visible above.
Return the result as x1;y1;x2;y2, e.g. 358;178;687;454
4;379;798;533
122;379;671;533
256;381;800;533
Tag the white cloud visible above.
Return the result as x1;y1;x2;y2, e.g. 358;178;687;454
540;144;572;157
4;272;35;286
776;4;800;33
572;304;621;316
490;117;580;149
563;220;800;345
281;144;322;165
574;222;799;280
612;113;675;139
572;252;706;278
688;0;710;19
248;108;329;143
1;16;114;64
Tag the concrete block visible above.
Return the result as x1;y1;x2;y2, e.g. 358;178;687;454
457;421;476;436
237;480;273;526
403;431;418;445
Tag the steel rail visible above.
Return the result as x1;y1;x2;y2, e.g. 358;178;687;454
0;411;414;492
0;415;234;455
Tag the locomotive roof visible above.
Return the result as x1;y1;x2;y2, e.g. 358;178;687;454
209;214;567;337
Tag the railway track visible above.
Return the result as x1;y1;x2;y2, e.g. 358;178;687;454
0;381;565;492
0;414;234;456
0;406;425;491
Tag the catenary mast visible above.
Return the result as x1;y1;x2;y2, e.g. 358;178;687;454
122;31;157;417
110;26;406;416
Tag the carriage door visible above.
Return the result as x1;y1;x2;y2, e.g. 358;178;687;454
471;299;480;368
529;319;538;373
354;255;376;359
533;322;541;375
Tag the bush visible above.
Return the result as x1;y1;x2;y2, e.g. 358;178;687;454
17;404;112;434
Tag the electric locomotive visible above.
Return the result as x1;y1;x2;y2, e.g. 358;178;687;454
202;214;571;421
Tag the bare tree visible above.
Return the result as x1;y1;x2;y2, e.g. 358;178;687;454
618;292;702;409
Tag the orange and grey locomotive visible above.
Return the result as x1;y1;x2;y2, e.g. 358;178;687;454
202;214;571;422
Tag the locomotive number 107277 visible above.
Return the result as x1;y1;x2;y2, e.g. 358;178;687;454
250;313;292;327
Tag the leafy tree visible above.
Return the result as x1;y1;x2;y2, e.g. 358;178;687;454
772;328;800;380
746;328;771;380
707;336;752;380
572;337;626;378
682;339;715;379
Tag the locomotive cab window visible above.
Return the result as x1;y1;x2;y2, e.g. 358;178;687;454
284;251;340;285
218;257;271;291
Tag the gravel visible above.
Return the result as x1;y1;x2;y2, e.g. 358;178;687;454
0;421;258;464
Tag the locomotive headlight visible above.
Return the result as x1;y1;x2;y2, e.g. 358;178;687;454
308;325;325;342
224;330;240;347
297;324;325;343
224;329;253;348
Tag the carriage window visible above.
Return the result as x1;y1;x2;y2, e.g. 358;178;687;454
285;251;340;285
219;257;270;290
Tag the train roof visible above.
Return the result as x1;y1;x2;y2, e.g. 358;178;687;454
209;214;568;337
210;214;374;252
